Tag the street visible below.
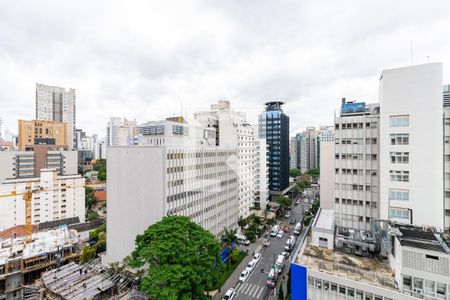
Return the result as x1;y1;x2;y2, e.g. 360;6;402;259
215;188;316;300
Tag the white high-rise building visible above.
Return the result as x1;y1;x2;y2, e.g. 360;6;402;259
106;117;137;147
444;85;450;231
334;100;380;231
319;128;335;209
195;100;258;218
299;127;321;173
290;136;298;169
254;131;269;210
36;83;76;150
0;169;85;231
379;63;443;229
103;118;238;264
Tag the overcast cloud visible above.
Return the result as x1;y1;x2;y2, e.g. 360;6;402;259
1;0;449;137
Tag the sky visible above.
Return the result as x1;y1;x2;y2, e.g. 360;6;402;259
1;0;450;138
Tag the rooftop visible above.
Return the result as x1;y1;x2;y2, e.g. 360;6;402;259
0;226;79;266
296;238;397;291
395;225;450;254
313;208;334;231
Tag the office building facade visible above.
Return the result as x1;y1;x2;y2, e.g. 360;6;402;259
259;101;290;194
103;119;239;264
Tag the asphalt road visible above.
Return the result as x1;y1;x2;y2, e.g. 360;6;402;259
233;193;315;300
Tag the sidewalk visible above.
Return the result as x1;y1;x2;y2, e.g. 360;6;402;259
213;239;261;300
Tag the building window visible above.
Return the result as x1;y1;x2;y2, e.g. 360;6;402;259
390;133;409;145
390;170;409;182
389;189;409;201
389;152;409;164
390;115;409;127
389;207;410;219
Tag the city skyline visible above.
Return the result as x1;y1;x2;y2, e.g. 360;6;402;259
1;1;450;136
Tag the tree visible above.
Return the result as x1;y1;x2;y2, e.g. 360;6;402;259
276;196;292;208
307;168;319;178
221;227;238;246
253;215;261;225
278;284;284;300
289;168;301;178
80;246;96;263
129;216;223;300
98;169;107;180
92;159;107;172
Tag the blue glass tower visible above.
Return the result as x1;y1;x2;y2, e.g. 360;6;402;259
259;101;290;193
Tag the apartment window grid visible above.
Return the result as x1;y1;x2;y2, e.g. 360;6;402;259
390;170;409;182
389;189;409;201
389;207;410;219
389;115;410;127
389;152;409;164
390;133;409;145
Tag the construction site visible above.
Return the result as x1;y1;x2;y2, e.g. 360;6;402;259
0;226;81;299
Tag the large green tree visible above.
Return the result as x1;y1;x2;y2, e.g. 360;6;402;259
129;216;223;299
289;168;301;178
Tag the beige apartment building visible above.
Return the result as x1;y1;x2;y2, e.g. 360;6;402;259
18;120;67;150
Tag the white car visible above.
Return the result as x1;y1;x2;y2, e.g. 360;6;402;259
252;253;262;264
223;288;236;300
239;269;250;282
246;260;256;272
277;230;284;238
285;211;292;218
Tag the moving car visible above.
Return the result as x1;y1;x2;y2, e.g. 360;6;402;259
290;218;297;225
284;235;296;252
285;211;292;218
263;238;271;247
252;253;262;264
277;230;284;238
239;269;250;283
283;225;290;233
223;288;236;300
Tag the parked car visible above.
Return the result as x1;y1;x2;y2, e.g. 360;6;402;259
281;251;289;258
290;218;297;225
285;211;292;218
252;253;262;264
277;230;284;238
283;225;290;233
263;238;271;247
239;270;250;282
295;199;301;205
246;260;256;273
223;288;236;300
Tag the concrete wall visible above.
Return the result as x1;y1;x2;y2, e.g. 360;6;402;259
319;140;335;209
105;147;165;263
379;63;444;228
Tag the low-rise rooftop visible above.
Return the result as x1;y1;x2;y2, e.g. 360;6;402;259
296;238;397;291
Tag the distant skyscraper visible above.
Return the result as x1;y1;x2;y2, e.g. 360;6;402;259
36;83;76;150
259;101;289;194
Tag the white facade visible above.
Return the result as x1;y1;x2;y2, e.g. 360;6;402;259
106;117;137;147
334;102;380;230
379;63;444;229
254;134;269;210
104;146;238;263
36;83;76;150
290;137;298;169
194;100;258;218
444;85;450;232
0;169;85;231
319;131;335;210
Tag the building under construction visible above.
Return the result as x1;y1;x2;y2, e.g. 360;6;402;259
0;226;80;300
